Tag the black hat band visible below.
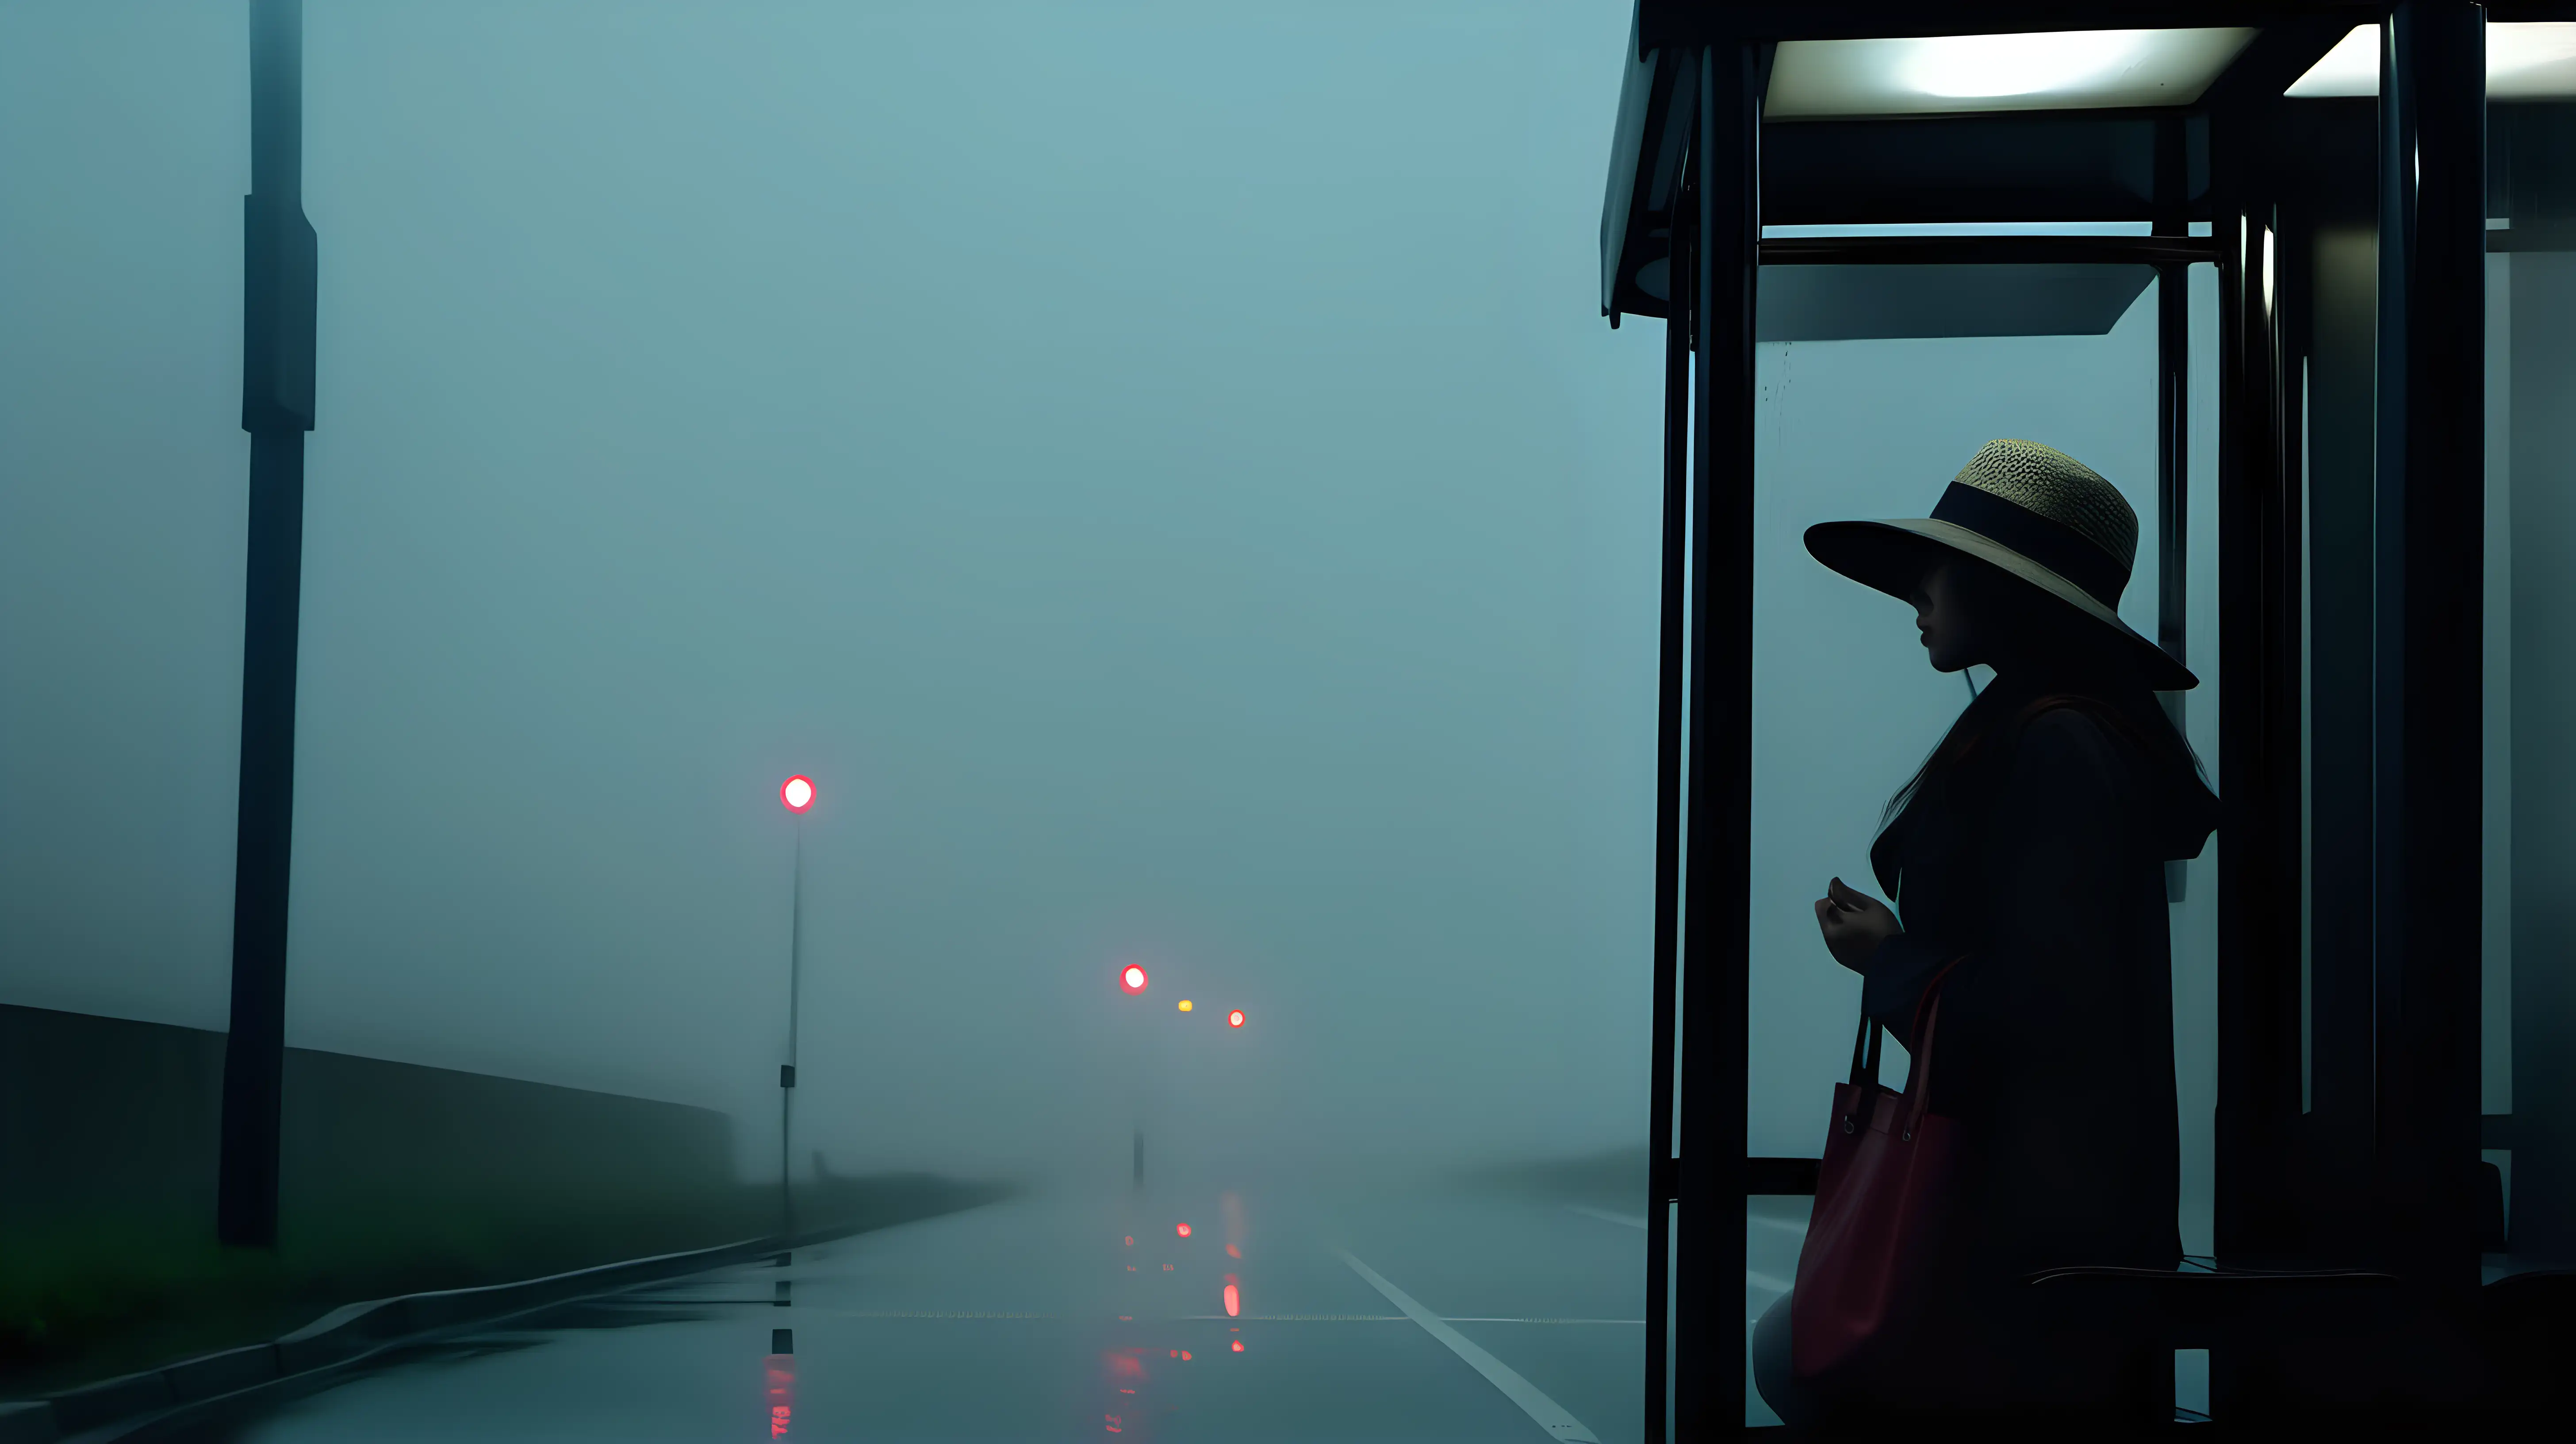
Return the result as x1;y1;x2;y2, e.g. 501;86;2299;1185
1928;482;2129;609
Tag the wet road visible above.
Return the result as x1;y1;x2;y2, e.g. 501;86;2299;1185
157;1181;1813;1441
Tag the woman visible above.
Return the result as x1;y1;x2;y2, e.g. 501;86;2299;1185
1751;439;2220;1427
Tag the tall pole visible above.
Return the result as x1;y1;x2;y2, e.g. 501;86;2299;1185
782;817;803;1242
219;0;318;1250
2373;0;2485;1405
1674;38;1759;1441
2154;113;2193;906
1641;145;1690;1444
1116;965;1150;1193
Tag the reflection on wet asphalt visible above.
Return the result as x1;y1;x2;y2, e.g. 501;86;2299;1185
155;1183;1696;1443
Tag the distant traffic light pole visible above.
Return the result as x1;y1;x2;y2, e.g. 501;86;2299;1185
778;775;815;1241
1119;964;1149;1190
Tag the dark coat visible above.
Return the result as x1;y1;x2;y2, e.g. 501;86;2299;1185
1860;690;2218;1299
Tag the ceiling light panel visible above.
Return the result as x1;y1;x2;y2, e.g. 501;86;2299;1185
2288;23;2576;98
1766;27;2255;119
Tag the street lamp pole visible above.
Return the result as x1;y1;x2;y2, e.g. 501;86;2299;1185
1119;964;1149;1192
779;776;816;1243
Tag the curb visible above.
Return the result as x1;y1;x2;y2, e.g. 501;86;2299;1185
4;1231;829;1444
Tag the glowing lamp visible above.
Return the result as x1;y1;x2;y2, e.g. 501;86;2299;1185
2288;23;2576;98
1178;999;1192;1012
1227;1010;1245;1029
1902;29;2143;98
1176;1222;1192;1238
1767;27;2252;118
1120;965;1148;995
779;776;815;813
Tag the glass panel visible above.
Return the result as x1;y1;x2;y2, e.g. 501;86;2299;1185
2491;94;2576;1274
1744;268;2220;1425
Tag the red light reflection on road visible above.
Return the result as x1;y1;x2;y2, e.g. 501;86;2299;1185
1223;1283;1240;1317
1102;1348;1150;1438
1224;1244;1240;1258
764;1354;794;1439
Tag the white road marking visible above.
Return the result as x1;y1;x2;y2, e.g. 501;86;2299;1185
1564;1204;1647;1230
1180;1314;1641;1324
1338;1250;1603;1444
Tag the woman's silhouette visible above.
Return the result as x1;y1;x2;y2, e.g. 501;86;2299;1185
1752;439;2220;1426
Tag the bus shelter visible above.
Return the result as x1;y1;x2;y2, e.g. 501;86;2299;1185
1599;0;2576;1432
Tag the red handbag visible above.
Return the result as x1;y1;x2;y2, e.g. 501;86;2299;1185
1790;960;1967;1390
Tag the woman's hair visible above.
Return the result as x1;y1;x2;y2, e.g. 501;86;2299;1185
1876;557;2206;837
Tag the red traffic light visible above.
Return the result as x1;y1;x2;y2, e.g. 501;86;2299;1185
1120;965;1149;995
1227;1010;1245;1028
779;776;815;813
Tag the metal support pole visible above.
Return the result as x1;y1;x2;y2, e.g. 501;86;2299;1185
1641;152;1691;1444
2212;118;2306;1281
2372;0;2486;1402
2154;118;2194;905
218;0;318;1250
1673;39;1757;1441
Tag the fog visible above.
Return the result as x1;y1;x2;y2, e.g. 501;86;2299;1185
1;0;1670;1187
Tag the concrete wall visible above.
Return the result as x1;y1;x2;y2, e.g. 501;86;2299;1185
0;1003;738;1250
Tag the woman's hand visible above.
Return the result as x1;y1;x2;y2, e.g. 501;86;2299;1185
1814;876;1901;974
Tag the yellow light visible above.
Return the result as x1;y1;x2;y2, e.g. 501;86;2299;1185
1178;999;1193;1012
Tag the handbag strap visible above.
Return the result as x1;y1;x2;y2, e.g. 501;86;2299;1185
1846;952;1971;1087
1846;1004;1885;1088
1898;955;1973;1143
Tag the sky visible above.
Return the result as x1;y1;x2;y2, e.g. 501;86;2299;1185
1;0;1669;1184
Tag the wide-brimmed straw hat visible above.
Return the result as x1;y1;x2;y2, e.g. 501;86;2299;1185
1803;438;2197;692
